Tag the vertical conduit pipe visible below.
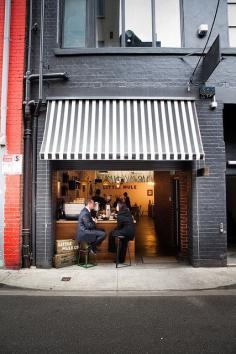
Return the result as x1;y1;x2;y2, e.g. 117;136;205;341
22;0;33;268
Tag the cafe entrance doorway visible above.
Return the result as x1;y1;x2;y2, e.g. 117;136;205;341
54;169;190;264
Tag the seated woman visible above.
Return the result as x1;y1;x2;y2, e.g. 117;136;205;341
109;201;135;263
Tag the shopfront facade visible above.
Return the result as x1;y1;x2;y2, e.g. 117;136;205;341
27;0;236;268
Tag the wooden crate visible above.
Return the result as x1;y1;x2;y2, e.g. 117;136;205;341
53;252;77;268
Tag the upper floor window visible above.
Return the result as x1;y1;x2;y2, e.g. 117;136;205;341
62;0;181;49
63;0;87;48
228;0;236;47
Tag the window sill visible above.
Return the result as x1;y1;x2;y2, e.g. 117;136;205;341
53;47;236;56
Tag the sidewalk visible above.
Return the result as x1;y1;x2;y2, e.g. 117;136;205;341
0;263;236;292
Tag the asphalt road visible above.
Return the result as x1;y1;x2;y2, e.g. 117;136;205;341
0;292;236;354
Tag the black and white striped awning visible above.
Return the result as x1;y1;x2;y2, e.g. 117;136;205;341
40;99;204;161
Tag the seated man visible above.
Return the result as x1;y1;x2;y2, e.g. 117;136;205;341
109;201;135;263
77;199;105;254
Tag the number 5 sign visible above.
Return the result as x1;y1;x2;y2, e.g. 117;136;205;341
2;154;23;175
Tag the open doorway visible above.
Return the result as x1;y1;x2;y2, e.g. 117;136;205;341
226;176;236;264
53;169;190;265
223;104;236;265
135;171;181;264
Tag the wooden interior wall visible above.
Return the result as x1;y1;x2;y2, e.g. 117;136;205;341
154;170;191;257
154;171;173;250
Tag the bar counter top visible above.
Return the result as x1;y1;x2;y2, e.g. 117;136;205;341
56;219;117;224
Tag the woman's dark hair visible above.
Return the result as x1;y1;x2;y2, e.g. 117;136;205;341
118;201;127;210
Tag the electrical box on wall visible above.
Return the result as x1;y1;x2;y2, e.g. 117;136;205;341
199;86;215;98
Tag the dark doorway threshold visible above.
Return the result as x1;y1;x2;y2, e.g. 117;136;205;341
135;216;178;265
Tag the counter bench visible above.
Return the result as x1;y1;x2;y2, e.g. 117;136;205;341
56;220;135;262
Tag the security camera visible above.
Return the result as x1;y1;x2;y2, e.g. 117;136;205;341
198;24;208;37
209;95;218;109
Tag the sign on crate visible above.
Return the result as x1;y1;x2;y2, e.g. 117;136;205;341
55;239;79;254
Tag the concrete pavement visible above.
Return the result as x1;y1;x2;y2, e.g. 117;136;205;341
0;263;236;292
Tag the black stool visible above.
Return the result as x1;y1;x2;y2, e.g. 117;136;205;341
78;242;97;268
116;236;131;268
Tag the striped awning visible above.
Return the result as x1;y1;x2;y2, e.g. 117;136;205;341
40;99;204;161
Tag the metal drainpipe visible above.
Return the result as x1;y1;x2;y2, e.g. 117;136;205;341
22;0;33;268
0;0;11;267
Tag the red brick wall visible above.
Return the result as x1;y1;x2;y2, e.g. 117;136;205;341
175;171;192;258
1;0;26;268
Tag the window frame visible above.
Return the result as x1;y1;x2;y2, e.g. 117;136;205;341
61;0;182;49
228;1;236;47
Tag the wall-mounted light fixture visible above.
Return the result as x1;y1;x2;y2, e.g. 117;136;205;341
209;95;218;109
198;24;208;37
197;167;210;177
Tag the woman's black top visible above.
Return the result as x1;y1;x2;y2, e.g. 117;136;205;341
114;207;135;240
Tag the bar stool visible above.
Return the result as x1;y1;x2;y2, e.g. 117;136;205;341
116;236;131;268
78;242;97;268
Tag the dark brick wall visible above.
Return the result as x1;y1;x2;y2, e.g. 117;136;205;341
36;113;54;268
32;0;232;267
190;101;227;267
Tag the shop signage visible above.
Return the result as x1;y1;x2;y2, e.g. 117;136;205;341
2;154;23;175
97;171;154;183
103;185;137;190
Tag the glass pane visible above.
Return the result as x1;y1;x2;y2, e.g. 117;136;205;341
155;0;181;47
229;27;236;47
125;0;152;47
228;4;236;26
63;0;86;48
96;0;122;47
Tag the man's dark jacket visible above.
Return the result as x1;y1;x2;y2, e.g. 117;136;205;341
77;207;97;242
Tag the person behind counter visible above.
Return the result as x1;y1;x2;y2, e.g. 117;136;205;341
77;199;106;254
108;201;135;263
92;189;106;210
123;192;131;210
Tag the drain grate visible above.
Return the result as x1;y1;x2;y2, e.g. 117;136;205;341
61;277;71;282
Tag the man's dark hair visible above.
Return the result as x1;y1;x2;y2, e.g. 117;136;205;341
85;198;94;206
123;192;128;197
95;189;101;195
